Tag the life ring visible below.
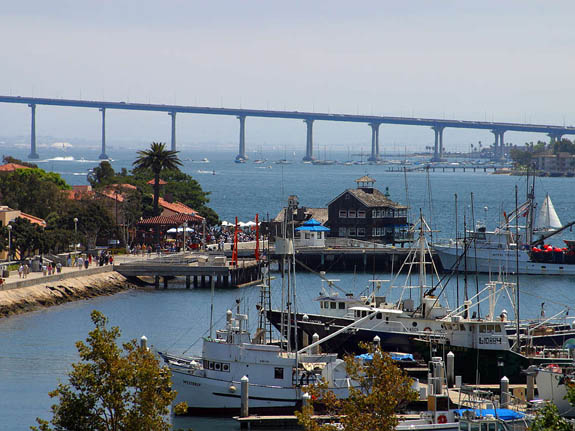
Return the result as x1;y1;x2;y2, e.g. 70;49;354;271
424;327;432;333
437;415;447;424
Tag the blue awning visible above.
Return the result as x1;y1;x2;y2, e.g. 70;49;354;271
296;218;330;232
454;409;525;421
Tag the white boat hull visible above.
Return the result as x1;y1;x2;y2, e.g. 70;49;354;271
535;368;575;417
435;245;575;275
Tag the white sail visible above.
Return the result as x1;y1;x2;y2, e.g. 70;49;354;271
535;194;562;231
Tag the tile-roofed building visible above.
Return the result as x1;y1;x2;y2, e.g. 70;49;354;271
158;197;199;217
0;163;33;172
327;177;410;244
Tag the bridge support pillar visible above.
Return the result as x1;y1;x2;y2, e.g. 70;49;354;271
431;126;444;162
549;132;562;146
368;123;380;162
236;115;247;161
99;108;108;159
28;104;39;159
492;130;506;161
302;119;314;161
169;112;177;152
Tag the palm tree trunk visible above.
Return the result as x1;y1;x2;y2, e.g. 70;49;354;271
153;171;160;245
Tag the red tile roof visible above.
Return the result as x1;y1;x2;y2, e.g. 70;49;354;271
137;213;203;226
98;189;125;203
147;178;167;185
19;212;47;227
0;163;32;172
158;197;198;215
109;183;137;191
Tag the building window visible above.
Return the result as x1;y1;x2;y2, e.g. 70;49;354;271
339;210;347;218
317;232;322;239
294;231;301;238
357;210;366;219
348;227;356;236
274;367;284;379
338;302;345;309
305;232;311;239
357;228;365;237
338;227;346;237
372;210;377;218
330;302;336;309
348;210;356;218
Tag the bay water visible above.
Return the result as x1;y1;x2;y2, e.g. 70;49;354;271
2;145;575;430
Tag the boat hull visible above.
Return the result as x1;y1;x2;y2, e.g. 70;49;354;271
535;368;575;417
435;245;575;275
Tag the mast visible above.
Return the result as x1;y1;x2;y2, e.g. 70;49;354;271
514;185;521;352
455;193;460;308
419;211;426;307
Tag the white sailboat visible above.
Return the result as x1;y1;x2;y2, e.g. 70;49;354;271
534;193;562;233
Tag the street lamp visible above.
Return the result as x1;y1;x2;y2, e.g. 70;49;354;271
73;217;78;252
183;222;188;252
7;224;12;261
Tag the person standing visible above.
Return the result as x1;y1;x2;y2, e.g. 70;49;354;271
18;264;23;279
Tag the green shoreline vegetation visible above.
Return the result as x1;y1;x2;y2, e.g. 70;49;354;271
0;143;217;258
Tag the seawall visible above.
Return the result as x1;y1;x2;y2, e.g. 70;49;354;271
0;270;136;318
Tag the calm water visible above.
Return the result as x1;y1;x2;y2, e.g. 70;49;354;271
2;145;575;429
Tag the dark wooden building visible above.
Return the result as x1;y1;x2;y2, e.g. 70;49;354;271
326;176;410;243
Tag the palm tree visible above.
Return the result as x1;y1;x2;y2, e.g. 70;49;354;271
133;142;182;217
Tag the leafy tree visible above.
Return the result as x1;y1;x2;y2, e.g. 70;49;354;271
88;161;116;188
8;217;45;259
32;310;176;431
296;342;417;431
132;142;182;217
529;402;572;431
0;168;69;219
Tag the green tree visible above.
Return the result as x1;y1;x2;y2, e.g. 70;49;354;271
529;402;572;431
0;168;69;219
8;217;45;259
32;310;176;431
88;161;116;188
132;142;182;217
296;342;417;431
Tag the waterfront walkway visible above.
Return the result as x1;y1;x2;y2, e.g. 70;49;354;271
0;254;158;291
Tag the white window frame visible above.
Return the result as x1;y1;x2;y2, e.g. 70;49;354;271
339;210;347;218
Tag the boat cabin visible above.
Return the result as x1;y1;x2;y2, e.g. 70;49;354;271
443;316;509;351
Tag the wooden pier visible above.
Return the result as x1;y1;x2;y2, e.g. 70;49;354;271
114;253;262;289
272;246;439;273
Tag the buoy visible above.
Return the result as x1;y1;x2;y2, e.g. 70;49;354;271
437;415;448;424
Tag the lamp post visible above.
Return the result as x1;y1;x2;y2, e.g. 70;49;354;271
73;217;78;252
7;224;12;261
183;221;188;252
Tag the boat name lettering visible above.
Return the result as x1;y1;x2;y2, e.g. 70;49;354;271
183;380;201;387
478;336;502;345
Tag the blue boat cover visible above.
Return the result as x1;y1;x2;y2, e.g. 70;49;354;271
454;409;525;421
356;352;415;362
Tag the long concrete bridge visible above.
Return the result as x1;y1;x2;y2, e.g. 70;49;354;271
1;95;574;162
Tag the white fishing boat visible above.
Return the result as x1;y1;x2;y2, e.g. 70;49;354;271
161;304;353;415
434;186;575;275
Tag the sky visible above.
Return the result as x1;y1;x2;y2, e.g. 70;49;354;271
1;1;575;155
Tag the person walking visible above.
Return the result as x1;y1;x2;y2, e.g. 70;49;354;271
18;264;23;279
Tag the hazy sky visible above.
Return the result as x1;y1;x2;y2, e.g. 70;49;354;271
1;1;575;154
